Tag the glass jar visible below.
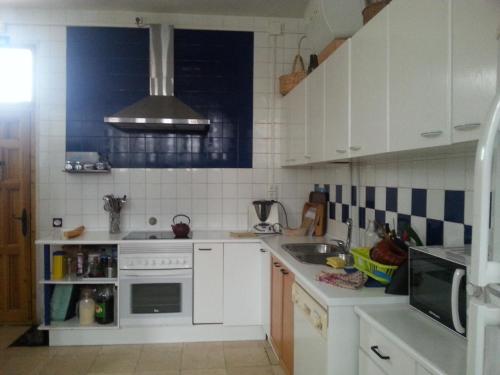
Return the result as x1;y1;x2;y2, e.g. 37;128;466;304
78;288;95;325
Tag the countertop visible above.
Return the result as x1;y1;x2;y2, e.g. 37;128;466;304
355;304;467;375
262;235;408;307
36;230;408;307
35;230;261;245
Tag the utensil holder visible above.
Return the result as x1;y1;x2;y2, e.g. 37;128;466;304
109;212;121;234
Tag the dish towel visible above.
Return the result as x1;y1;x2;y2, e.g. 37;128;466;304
317;270;368;289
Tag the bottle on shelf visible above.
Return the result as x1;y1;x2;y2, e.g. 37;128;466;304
78;288;95;325
95;286;114;325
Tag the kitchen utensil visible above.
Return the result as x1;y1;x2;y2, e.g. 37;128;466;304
103;195;127;233
64;161;73;171
302;202;326;236
171;214;191;238
83;163;95;171
74;161;83;171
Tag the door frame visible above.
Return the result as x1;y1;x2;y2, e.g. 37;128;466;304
0;103;36;324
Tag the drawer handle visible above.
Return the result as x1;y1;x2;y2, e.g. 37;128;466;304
336;149;347;154
454;123;480;131
260;248;267;253
198;248;212;251
280;269;289;275
370;346;390;360
420;130;443;138
350;146;361;151
274;262;281;267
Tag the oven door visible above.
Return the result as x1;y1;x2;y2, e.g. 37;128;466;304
119;269;193;326
409;249;467;336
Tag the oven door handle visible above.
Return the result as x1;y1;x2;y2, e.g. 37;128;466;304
451;268;466;334
120;269;193;278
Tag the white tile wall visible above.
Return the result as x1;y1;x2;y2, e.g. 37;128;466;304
2;8;313;235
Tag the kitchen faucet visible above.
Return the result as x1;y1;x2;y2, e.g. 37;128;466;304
345;218;353;252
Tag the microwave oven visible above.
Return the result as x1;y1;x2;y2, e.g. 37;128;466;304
409;246;470;337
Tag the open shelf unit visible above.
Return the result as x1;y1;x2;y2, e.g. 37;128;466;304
41;243;119;331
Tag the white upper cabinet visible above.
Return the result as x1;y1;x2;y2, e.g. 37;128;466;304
350;10;389;157
306;64;326;163
282;79;307;166
324;40;351;160
388;0;451;152
451;0;500;143
223;243;262;326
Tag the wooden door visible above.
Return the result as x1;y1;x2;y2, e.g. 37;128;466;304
0;110;32;324
270;256;284;354
281;266;295;375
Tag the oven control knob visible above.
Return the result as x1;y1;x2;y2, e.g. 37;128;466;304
151;260;156;266
166;259;171;265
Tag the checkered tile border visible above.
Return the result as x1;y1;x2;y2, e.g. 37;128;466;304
325;184;473;247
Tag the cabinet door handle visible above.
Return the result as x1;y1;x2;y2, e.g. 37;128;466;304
197;248;212;251
370;346;390;360
274;262;281;267
336;149;347;154
280;269;289;275
349;146;361;151
454;123;480;131
420;130;443;138
260;248;267;253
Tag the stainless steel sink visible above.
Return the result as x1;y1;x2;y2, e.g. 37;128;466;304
282;242;347;264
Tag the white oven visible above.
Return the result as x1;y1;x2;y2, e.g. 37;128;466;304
119;242;193;326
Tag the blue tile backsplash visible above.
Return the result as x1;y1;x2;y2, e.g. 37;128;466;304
330;185;472;247
66;27;254;168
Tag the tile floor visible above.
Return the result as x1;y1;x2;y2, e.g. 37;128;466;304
0;326;284;375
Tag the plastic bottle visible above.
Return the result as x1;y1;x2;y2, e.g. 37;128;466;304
78;288;95;325
364;220;379;248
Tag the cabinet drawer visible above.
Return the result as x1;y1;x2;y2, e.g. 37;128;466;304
360;319;416;375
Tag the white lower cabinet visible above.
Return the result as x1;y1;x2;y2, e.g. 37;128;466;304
360;319;416;374
193;243;224;324
359;348;388;375
223;243;262;326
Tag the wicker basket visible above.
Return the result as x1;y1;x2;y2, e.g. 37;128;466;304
279;54;306;96
362;0;391;24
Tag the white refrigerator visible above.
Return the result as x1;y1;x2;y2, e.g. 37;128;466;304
468;75;500;375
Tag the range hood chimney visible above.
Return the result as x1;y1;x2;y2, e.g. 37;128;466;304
104;25;210;131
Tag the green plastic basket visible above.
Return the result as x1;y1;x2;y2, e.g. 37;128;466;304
351;247;398;285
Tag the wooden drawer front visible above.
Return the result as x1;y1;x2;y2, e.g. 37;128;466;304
360;319;416;375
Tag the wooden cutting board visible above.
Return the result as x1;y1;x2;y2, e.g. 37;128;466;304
302;202;326;236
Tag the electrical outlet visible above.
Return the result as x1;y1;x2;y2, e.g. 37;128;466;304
52;218;63;228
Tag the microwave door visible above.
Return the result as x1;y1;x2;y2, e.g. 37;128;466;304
469;92;500;375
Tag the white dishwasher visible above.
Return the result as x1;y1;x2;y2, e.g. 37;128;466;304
293;282;328;375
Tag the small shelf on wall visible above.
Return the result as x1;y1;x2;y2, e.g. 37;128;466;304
63;169;111;174
39;277;118;286
38;317;118;331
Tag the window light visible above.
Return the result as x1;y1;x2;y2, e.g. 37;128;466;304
0;47;33;103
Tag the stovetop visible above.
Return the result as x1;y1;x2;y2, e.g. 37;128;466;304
121;231;192;240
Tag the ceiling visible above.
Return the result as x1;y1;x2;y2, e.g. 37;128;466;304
0;0;309;18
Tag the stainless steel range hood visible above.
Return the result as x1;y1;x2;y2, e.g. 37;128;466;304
104;25;210;131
